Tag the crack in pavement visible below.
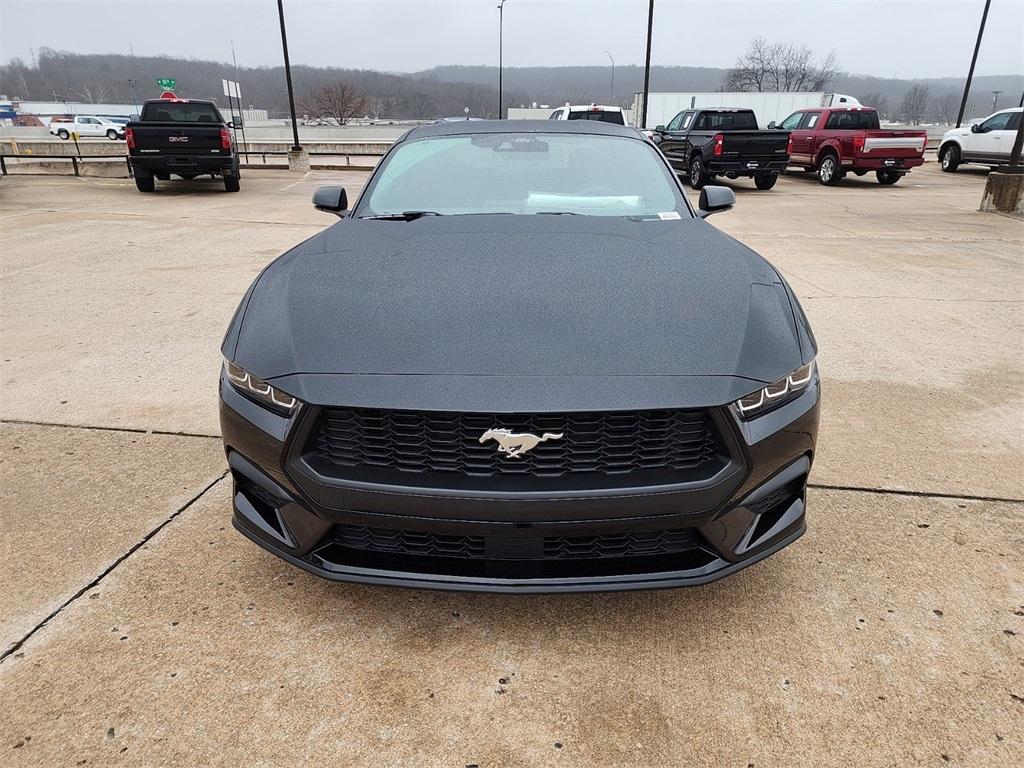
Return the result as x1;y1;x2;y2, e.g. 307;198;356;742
0;419;220;440
0;472;228;664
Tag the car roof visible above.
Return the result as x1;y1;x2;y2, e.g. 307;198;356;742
402;119;642;141
562;105;623;111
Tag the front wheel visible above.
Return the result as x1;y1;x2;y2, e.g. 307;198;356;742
876;169;902;185
224;174;240;193
754;172;778;190
106;129;119;140
134;173;155;193
688;156;709;189
817;153;843;186
939;144;960;172
57;129;70;140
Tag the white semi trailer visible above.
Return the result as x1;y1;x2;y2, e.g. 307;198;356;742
635;92;863;129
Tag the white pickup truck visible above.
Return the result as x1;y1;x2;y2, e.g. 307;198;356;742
49;116;125;141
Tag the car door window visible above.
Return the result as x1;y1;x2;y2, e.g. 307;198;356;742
667;112;685;131
780;113;804;130
980;112;1013;132
680;112;694;130
799;112;821;129
549;110;562;120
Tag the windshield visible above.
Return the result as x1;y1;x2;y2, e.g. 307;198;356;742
360;133;685;218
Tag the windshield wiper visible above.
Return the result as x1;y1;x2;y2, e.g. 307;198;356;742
535;211;581;216
361;210;443;221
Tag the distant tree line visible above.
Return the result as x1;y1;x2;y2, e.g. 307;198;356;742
1;47;1018;124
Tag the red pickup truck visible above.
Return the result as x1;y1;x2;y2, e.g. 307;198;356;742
771;107;927;186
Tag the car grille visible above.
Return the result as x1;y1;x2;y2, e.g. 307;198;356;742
303;407;723;490
326;524;698;561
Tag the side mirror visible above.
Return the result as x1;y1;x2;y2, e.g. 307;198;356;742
767;121;777;129
313;186;348;216
654;125;666;133
698;185;735;217
970;123;981;133
232;116;243;128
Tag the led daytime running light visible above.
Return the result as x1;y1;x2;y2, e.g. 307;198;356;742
736;360;816;417
225;361;297;411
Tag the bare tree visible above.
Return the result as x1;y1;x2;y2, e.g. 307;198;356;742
301;81;368;125
724;38;838;92
899;84;930;124
859;91;889;119
933;91;960;125
76;81;110;104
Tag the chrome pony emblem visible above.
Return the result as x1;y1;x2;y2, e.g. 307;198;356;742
479;428;564;459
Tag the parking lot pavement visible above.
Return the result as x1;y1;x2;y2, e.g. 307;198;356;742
0;482;1020;766
0;423;224;655
1;164;1022;765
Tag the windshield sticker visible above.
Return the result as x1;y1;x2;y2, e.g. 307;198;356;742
658;211;682;220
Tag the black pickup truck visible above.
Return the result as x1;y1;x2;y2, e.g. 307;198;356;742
652;109;790;190
126;98;240;193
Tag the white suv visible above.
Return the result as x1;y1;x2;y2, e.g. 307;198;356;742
939;108;1022;172
548;105;628;126
49;116;126;141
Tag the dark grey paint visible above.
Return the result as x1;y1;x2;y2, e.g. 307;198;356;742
225;120;814;412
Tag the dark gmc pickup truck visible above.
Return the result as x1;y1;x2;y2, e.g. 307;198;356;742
126;98;240;193
652;109;790;190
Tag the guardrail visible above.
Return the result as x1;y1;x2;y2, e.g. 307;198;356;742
0;153;134;177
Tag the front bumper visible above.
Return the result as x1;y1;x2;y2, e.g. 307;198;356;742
220;374;820;593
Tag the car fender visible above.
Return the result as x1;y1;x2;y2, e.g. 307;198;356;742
815;139;842;162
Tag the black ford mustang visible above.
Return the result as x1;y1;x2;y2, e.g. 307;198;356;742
220;120;819;592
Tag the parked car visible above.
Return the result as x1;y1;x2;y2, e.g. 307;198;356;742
126;97;240;193
548;105;628;125
938;108;1023;172
219;120;819;593
651;108;790;190
49;115;125;141
773;107;926;185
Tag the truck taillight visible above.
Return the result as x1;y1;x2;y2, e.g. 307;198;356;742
786;134;793;154
713;134;724;156
219;126;232;150
852;136;865;153
125;127;135;150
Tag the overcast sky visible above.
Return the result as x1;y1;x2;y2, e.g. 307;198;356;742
2;0;1022;79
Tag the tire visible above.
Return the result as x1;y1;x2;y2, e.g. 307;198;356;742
134;173;155;193
106;129;119;140
939;144;960;173
817;152;842;186
224;174;240;193
754;172;778;190
876;170;902;185
57;129;69;140
688;155;709;189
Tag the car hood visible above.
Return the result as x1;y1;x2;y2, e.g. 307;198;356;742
229;215;807;409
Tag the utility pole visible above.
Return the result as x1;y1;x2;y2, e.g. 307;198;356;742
640;0;655;129
276;0;302;153
991;90;1002;111
956;0;990;127
498;0;508;119
603;51;615;104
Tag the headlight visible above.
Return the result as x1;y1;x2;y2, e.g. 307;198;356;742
735;360;816;419
224;360;298;415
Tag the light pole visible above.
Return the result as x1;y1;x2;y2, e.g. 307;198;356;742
276;0;302;152
956;0;990;127
127;78;140;115
498;0;508;119
640;0;655;129
991;90;1003;111
603;50;615;104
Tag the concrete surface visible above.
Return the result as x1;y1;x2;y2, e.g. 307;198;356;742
0;423;225;654
0;482;1020;766
1;160;1022;766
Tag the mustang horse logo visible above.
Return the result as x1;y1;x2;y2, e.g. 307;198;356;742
479;428;564;459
